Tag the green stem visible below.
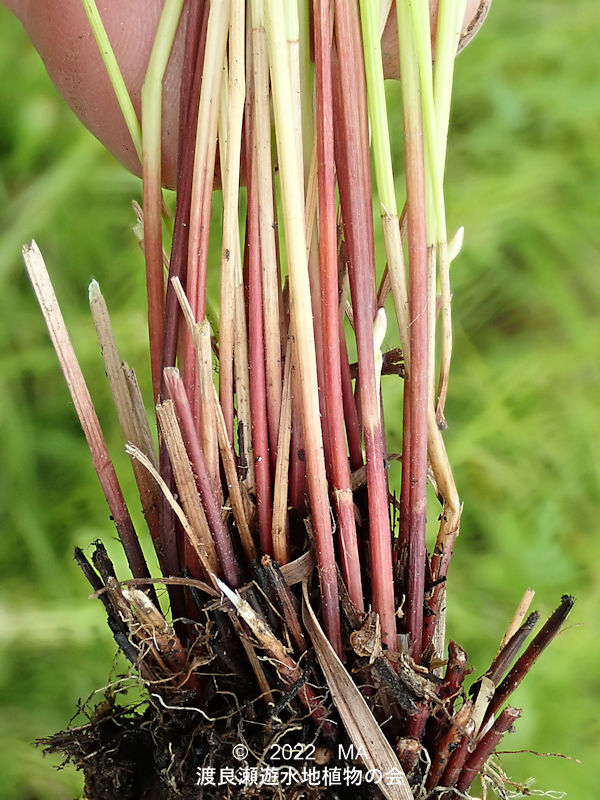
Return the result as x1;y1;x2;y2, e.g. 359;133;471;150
433;0;467;422
80;0;142;161
359;0;410;364
396;0;429;662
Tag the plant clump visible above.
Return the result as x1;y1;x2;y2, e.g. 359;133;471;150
27;1;573;798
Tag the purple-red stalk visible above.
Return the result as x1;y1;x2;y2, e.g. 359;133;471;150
404;699;430;741
314;0;364;612
307;242;330;474
246;128;274;557
456;706;522;795
438;718;476;796
395;379;411;586
263;0;342;654
332;0;397;649
288;385;307;515
250;13;283;468
486;610;540;686
183;175;215;426
155;6;208;622
339;318;363;471
162;0;209;375
426;699;473;791
482;595;574;725
142;166;164;404
278;301;305;517
438;640;469;707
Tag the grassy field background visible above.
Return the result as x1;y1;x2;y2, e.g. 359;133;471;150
1;3;598;798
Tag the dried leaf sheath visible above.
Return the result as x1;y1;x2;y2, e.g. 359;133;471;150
23;242;152;587
89;280;162;551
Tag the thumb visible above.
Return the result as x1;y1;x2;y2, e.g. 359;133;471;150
4;0;184;188
381;0;491;81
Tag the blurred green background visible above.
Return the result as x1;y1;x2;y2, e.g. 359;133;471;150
0;3;598;798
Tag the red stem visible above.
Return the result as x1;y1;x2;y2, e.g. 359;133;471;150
483;595;574;725
314;0;363;612
486;610;540;686
438;720;476;796
400;52;429;665
456;706;521;794
162;0;209;375
426;699;473;791
332;0;396;649
438;640;469;707
155;7;208;620
142;168;164;405
246;129;273;557
339;317;363;471
395;380;411;587
308;243;330;475
404;700;430;741
183;6;227;425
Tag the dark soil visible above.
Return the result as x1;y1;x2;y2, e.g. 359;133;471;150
39;687;391;800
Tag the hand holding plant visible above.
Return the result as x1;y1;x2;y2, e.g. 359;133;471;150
3;0;488;187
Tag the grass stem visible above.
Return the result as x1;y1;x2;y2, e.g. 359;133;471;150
184;1;231;419
246;139;275;556
265;0;341;655
141;0;185;401
251;0;284;463
23;242;152;586
333;0;397;650
89;280;162;553
164;367;241;589
80;0;143;161
396;0;430;661
359;0;410;362
314;0;364;613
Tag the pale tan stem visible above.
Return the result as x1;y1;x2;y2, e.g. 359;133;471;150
154;403;220;580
